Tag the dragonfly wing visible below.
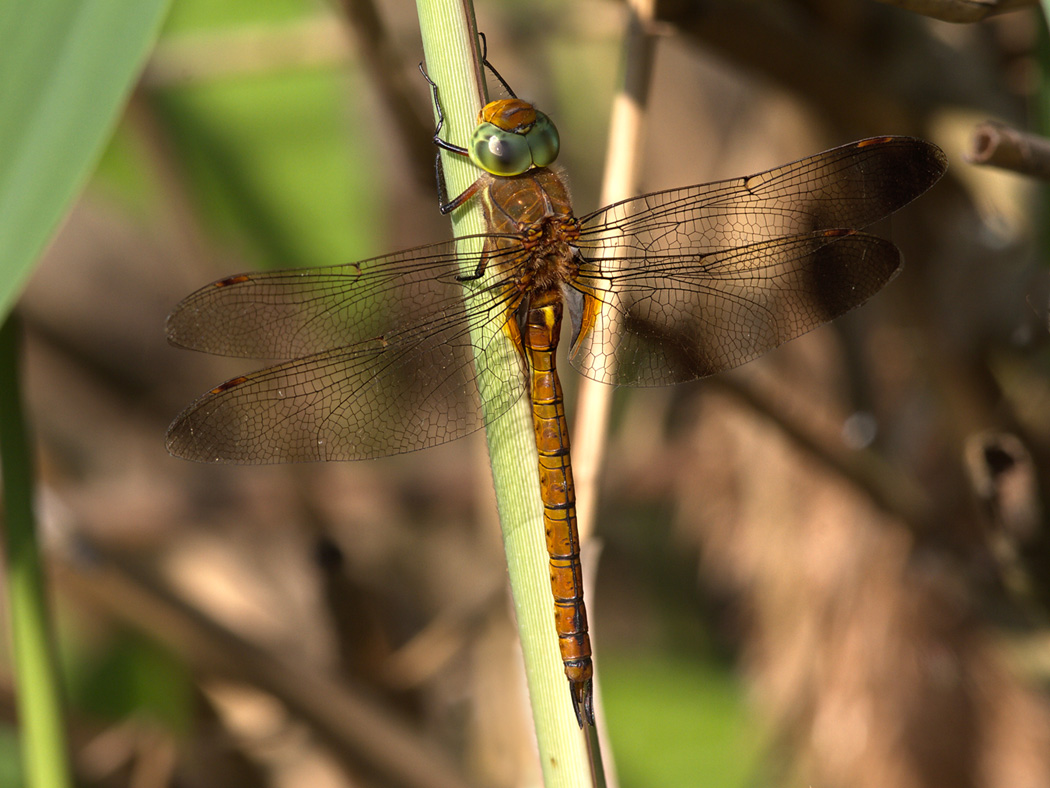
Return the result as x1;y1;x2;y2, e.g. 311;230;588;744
568;136;945;387
168;237;502;359
568;230;900;386
167;306;527;463
167;236;531;462
576;136;946;256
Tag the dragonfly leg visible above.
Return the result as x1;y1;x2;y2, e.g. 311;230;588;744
478;32;517;99
418;63;482;214
454;250;487;282
418;63;470;159
436;158;483;215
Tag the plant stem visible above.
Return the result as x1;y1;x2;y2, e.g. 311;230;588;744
0;312;73;788
414;4;595;784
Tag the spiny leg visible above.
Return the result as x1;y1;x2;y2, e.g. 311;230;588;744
417;63;481;214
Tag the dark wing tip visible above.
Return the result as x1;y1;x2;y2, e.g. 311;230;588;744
854;135;949;203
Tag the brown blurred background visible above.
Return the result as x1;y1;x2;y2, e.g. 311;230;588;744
6;1;1050;786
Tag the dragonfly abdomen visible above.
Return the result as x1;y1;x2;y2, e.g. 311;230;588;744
522;288;594;726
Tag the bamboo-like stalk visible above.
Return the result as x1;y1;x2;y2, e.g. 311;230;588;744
0;312;74;788
571;6;657;781
573;0;657;545
414;3;595;784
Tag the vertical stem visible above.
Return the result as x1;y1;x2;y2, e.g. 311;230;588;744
414;3;595;784
571;6;657;780
574;0;657;544
0;312;73;788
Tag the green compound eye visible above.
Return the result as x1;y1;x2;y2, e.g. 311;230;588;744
468;110;560;177
470;123;533;176
525;113;559;168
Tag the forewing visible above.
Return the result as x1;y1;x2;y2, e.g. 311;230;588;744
576;136;946;257
568;231;901;386
568;136;945;386
167;236;530;463
169;238;491;359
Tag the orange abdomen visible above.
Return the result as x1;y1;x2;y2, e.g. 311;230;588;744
521;288;593;724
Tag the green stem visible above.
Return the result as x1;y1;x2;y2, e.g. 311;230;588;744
0;312;73;788
414;4;595;784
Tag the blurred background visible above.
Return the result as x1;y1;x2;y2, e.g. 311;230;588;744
4;0;1050;786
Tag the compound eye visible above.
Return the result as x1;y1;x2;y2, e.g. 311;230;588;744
469;123;532;176
525;112;559;168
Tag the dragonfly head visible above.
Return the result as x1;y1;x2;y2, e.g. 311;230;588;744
470;98;559;176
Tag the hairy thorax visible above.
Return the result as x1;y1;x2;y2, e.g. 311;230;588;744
480;168;581;294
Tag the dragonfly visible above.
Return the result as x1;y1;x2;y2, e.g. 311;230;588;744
165;52;947;727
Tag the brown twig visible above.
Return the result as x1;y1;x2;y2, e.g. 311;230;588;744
709;376;937;537
871;0;1035;23
655;0;1008;138
966;121;1050;180
571;3;659;776
574;0;658;543
54;533;484;788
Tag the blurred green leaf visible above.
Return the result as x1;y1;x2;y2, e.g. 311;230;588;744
151;66;382;271
163;0;309;33
0;0;171;318
68;628;192;735
0;727;23;788
603;653;762;788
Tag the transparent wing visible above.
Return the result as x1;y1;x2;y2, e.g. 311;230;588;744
576;137;946;254
569;231;900;385
166;236;529;463
170;238;497;358
569;137;945;385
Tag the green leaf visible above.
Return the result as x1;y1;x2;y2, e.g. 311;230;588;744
602;653;762;788
0;0;172;318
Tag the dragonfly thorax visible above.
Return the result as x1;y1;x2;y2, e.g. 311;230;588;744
480;169;580;294
520;229;580;294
